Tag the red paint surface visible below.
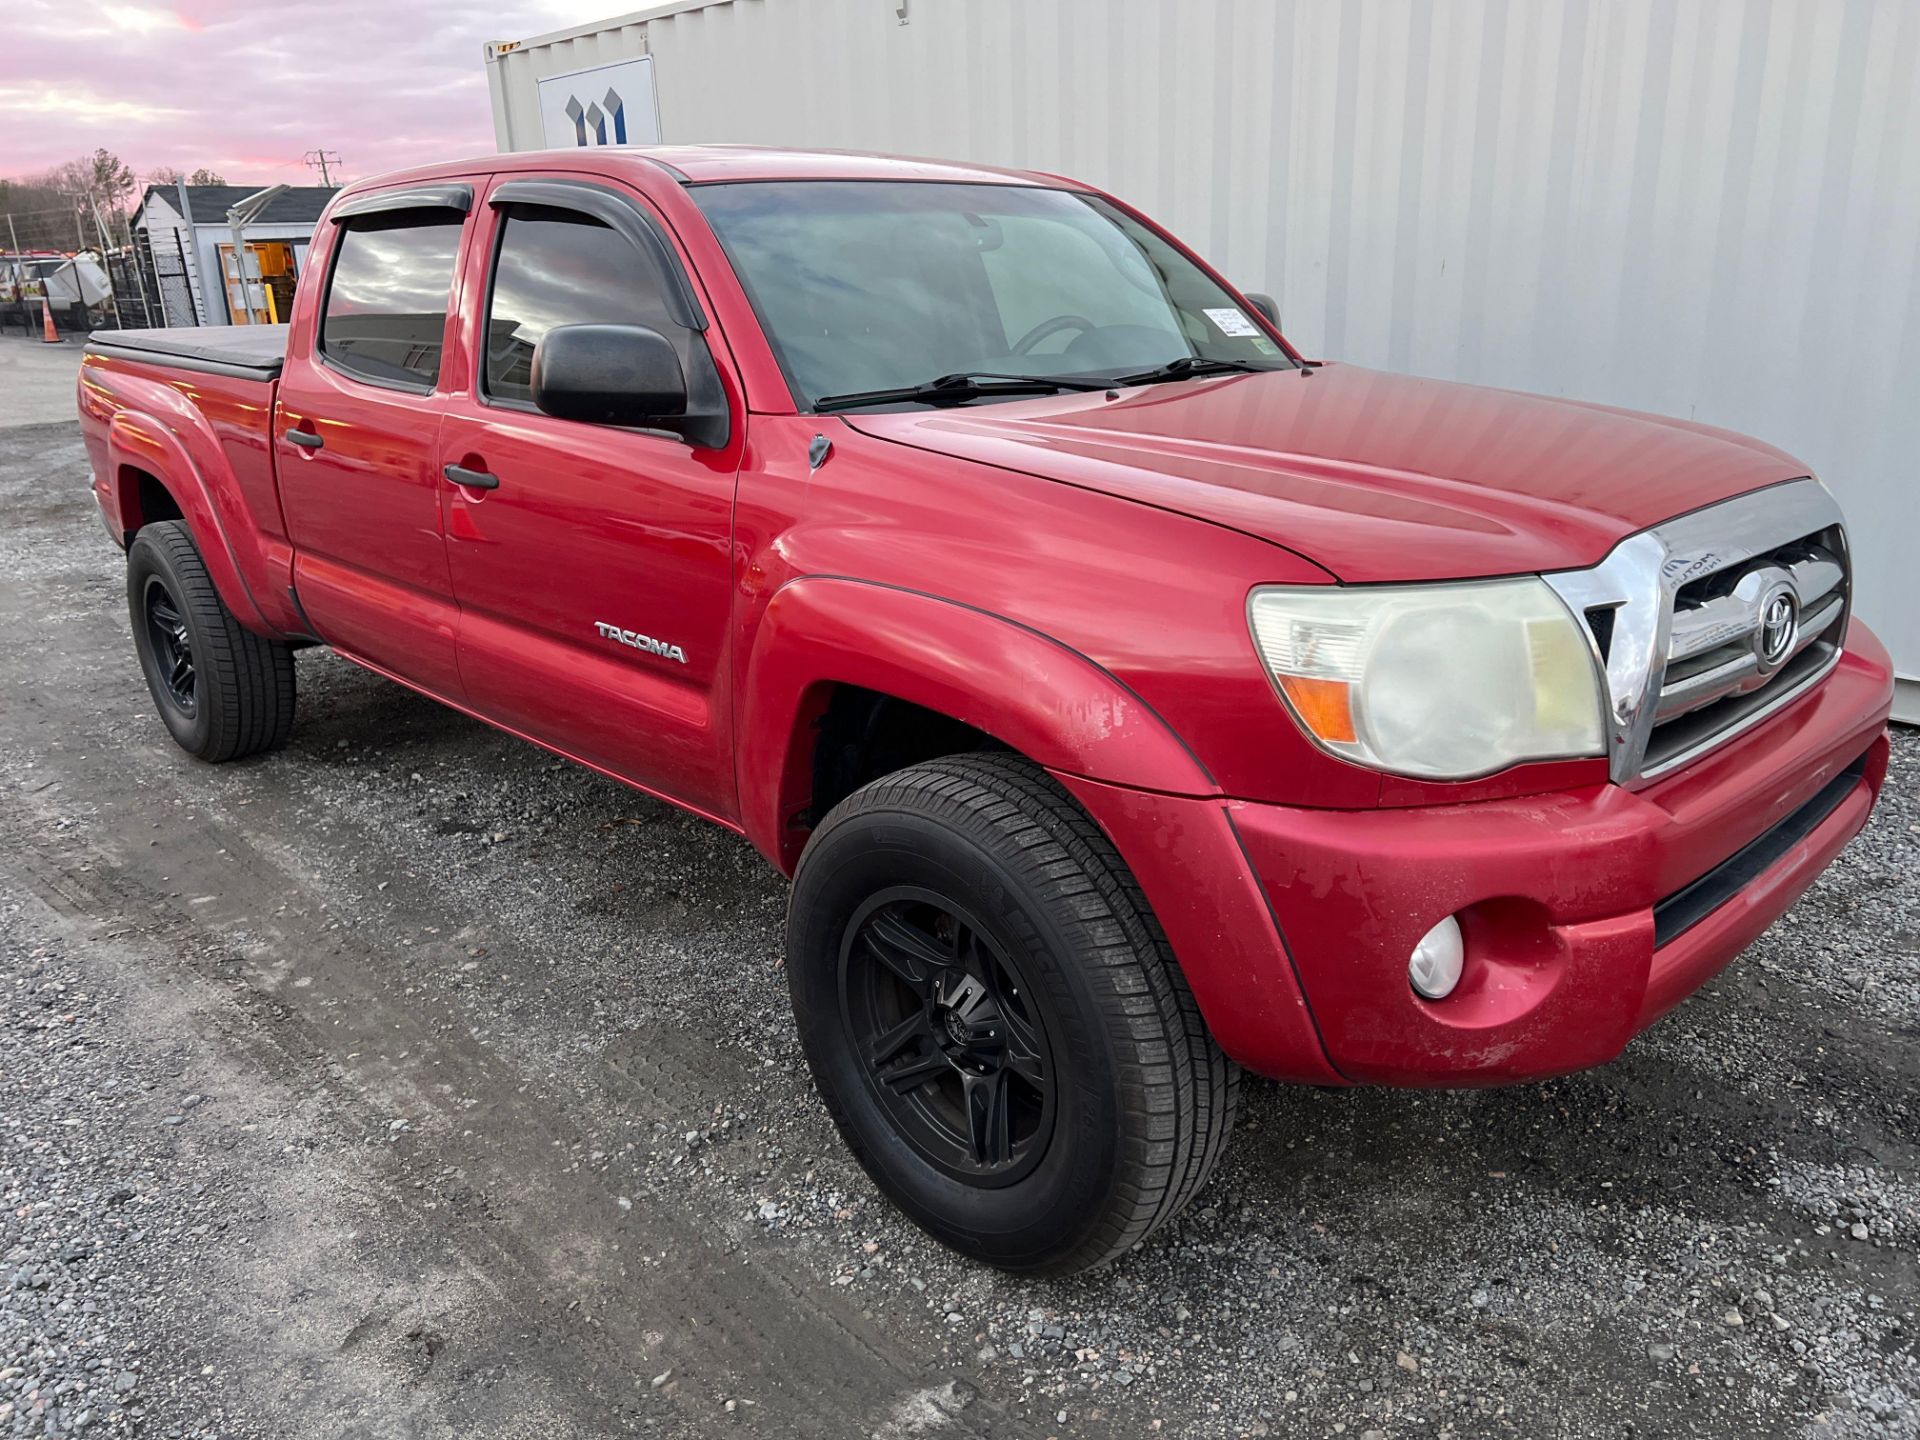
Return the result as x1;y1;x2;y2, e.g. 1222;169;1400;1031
846;364;1808;584
76;146;1898;1086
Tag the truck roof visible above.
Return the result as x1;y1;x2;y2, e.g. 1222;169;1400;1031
338;145;1079;197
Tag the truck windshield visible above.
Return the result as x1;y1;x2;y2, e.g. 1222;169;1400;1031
693;180;1294;411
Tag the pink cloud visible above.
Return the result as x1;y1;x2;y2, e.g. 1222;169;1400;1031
2;0;598;195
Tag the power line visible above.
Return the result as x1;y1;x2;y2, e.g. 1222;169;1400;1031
303;150;343;188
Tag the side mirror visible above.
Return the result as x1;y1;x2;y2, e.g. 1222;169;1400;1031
1242;291;1280;329
531;323;687;428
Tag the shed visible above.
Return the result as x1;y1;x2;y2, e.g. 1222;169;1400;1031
132;184;335;327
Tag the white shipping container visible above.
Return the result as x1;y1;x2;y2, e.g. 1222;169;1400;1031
486;22;662;151
485;0;1920;719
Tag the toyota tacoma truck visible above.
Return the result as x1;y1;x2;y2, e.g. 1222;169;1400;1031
78;147;1894;1275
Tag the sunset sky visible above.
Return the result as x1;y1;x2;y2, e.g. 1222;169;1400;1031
3;0;612;194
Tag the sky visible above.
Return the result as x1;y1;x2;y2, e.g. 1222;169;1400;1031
2;0;614;194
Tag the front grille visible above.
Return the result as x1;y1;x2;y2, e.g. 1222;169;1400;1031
1642;524;1850;775
1546;480;1851;787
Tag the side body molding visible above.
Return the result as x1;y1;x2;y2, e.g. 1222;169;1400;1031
735;576;1218;873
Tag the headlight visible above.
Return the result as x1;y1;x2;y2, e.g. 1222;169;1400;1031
1247;578;1604;779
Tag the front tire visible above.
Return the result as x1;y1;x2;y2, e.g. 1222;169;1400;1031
786;754;1238;1274
127;520;296;762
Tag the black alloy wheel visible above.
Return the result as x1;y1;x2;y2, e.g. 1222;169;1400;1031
842;888;1055;1185
143;576;197;716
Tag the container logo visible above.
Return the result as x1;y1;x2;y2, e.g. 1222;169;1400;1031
565;88;628;146
535;56;661;149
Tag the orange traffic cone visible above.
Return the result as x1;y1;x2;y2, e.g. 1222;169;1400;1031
39;295;62;344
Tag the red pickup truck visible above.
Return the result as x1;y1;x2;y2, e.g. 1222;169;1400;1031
78;147;1893;1274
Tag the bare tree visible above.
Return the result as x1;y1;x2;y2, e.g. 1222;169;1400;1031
144;166;228;187
3;150;142;251
0;172;81;251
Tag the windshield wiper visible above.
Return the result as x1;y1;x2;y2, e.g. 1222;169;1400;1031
813;371;1113;413
1107;355;1271;387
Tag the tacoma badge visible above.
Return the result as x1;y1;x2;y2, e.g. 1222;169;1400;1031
594;622;688;664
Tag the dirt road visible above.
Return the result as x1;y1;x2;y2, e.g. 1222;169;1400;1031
3;418;1915;1438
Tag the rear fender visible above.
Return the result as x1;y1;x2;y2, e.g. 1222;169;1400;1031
95;372;290;635
737;576;1216;872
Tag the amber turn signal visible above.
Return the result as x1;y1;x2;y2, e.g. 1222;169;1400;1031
1276;674;1357;744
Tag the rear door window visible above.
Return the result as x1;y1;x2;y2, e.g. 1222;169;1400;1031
320;214;464;389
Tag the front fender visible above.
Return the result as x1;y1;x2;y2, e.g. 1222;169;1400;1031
736;575;1217;871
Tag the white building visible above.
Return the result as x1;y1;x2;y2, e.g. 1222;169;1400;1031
485;0;1920;719
131;184;334;328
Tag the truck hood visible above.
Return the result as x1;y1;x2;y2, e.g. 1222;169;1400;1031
842;364;1808;582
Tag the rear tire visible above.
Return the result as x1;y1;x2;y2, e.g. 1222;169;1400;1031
786;753;1238;1274
127;520;296;762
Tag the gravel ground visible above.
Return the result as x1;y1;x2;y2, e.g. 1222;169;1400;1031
2;418;1916;1438
0;336;84;429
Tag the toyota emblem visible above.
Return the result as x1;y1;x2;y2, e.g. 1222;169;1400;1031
1757;588;1798;668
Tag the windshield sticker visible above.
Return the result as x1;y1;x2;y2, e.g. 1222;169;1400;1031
1204;307;1262;337
1249;336;1280;355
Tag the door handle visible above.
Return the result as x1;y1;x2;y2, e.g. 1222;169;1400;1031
443;463;500;490
284;428;323;451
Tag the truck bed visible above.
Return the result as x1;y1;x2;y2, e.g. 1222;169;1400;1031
86;325;288;381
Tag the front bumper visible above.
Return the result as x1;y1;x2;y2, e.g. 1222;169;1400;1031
1060;623;1894;1086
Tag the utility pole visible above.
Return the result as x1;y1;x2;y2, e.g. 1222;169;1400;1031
304;149;343;188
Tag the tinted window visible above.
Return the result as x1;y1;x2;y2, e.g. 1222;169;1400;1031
693;181;1293;409
320;214;463;388
484;207;682;404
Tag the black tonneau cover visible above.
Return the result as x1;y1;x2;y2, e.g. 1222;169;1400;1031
86;325;288;382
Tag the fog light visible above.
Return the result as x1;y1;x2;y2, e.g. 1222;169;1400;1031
1409;916;1465;1000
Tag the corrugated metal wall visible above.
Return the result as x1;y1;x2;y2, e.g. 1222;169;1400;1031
494;0;1920;709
